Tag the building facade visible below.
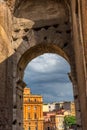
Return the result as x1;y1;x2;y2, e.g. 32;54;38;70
23;87;44;130
43;103;56;112
71;102;76;116
55;115;64;130
43;102;76;130
43;111;56;130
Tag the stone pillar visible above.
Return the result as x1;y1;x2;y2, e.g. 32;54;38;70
13;79;26;130
0;2;13;129
80;0;87;63
68;73;82;130
71;0;87;130
73;86;82;129
0;55;15;130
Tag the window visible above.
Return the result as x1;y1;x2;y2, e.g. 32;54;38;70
28;126;31;130
34;113;37;119
28;113;30;119
34;106;37;110
34;99;36;102
47;127;50;130
28;106;30;110
35;127;37;130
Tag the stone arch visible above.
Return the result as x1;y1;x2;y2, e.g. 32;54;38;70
17;43;70;79
11;1;83;130
0;0;87;130
14;41;81;130
5;0;86;130
12;0;74;78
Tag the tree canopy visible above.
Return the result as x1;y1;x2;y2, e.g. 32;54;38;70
64;115;76;127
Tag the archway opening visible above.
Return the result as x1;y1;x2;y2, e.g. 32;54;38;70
23;53;73;103
23;53;76;130
16;42;80;130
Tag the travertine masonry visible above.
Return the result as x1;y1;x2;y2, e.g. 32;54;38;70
0;0;87;130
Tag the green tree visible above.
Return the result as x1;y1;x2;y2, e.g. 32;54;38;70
64;115;76;129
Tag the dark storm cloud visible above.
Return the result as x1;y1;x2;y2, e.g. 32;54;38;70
24;64;70;85
23;53;74;103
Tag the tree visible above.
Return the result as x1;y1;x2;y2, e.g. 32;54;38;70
64;115;76;129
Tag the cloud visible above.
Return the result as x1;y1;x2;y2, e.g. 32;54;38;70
35;83;73;103
24;53;70;73
23;53;73;103
26;82;74;103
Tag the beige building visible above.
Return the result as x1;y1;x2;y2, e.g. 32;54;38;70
43;103;56;112
43;104;49;112
43;102;76;130
55;115;64;130
71;102;76;116
46;113;64;130
23;87;44;130
43;112;56;130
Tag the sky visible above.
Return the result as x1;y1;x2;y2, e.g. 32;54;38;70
23;53;74;103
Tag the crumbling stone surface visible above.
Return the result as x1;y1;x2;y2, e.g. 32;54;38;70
0;0;87;130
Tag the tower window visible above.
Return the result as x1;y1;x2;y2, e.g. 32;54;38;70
28;106;30;110
28;113;30;119
34;99;36;102
34;106;37;110
34;113;37;119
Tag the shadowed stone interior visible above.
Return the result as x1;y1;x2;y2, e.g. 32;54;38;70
0;0;87;130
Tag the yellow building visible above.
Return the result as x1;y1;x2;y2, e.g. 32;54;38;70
71;102;76;116
23;87;44;130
